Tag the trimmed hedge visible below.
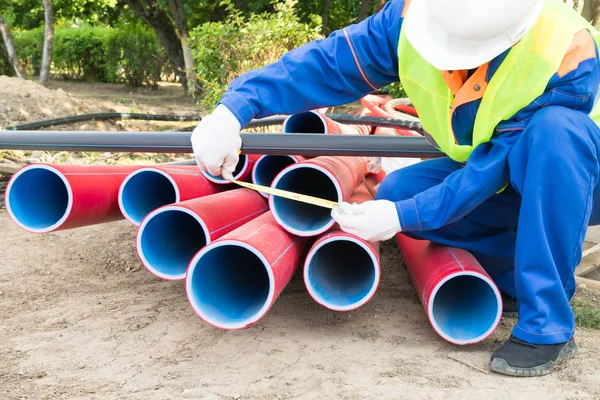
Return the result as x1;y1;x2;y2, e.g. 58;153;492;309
12;23;166;86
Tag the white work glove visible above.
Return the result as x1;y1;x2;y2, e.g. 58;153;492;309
191;104;242;181
331;200;402;242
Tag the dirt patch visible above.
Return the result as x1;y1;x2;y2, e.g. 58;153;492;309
0;216;599;400
45;80;201;117
0;76;116;128
0;77;202;170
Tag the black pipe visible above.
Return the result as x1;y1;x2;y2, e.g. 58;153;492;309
2;113;203;131
4;112;424;134
0;130;442;158
325;114;424;135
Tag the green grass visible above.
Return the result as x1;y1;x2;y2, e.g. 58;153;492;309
573;299;600;330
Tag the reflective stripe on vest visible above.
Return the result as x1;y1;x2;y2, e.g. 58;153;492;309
398;0;600;163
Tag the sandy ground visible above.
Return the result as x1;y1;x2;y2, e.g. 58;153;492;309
1;212;600;400
1;78;600;399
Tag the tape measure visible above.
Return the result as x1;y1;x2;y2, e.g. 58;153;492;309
232;180;338;209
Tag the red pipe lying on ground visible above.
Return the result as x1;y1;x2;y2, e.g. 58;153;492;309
269;156;367;237
5;163;144;233
251;155;306;198
185;211;308;330
395;234;503;345
119;166;223;226
303;178;380;311
136;188;269;281
201;153;261;184
283;110;371;135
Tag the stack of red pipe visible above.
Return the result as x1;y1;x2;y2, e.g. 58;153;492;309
4;96;502;345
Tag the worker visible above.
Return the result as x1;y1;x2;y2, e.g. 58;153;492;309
191;0;600;377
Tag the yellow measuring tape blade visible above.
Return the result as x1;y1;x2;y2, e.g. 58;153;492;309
232;180;338;209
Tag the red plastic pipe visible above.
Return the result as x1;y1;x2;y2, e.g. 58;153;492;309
251;155;307;198
283;110;371;135
269;156;367;237
360;95;418;137
185;212;308;330
119;165;224;225
137;188;269;281
201;153;261;184
303;179;380;311
5;163;144;233
395;234;503;345
360;94;393;118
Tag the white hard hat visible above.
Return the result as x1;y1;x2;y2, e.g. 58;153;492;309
404;0;544;70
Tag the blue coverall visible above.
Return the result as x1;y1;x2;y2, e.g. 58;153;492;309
217;0;600;345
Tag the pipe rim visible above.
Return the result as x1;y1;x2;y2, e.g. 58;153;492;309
185;239;275;330
282;110;327;134
269;163;343;237
202;154;250;184
136;205;210;281
427;271;502;346
118;168;181;226
252;155;299;198
5;164;73;234
303;235;380;312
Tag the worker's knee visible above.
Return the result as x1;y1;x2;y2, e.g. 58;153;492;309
375;167;425;202
375;158;460;202
522;106;599;155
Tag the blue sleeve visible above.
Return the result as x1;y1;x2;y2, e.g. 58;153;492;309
395;33;600;232
218;0;405;127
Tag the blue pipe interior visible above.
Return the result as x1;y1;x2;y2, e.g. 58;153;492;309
121;171;177;224
254;156;296;188
140;210;207;278
272;168;338;233
189;245;270;325
307;240;375;308
8;168;69;230
431;275;499;342
284;112;326;134
205;154;247;182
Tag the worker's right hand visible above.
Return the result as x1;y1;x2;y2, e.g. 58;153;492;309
191;104;242;181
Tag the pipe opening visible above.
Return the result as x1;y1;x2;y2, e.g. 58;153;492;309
305;238;378;311
7;166;70;232
271;165;340;236
430;274;501;344
283;112;326;134
252;156;297;195
120;170;177;225
138;208;208;280
187;243;272;329
204;154;249;183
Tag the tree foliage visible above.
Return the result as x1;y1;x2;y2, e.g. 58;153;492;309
190;0;322;107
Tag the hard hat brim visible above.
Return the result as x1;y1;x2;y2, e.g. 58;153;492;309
404;0;543;71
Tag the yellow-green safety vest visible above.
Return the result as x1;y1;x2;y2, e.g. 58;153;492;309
398;0;600;163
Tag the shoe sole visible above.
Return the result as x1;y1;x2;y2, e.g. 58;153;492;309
489;339;578;377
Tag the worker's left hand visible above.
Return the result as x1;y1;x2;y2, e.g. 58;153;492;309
331;200;402;242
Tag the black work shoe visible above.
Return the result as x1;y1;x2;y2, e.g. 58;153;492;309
489;336;578;377
501;292;518;318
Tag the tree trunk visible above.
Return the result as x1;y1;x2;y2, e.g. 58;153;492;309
591;0;600;26
321;0;334;36
39;0;54;85
168;0;200;95
358;0;376;21
123;0;188;92
0;12;24;78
